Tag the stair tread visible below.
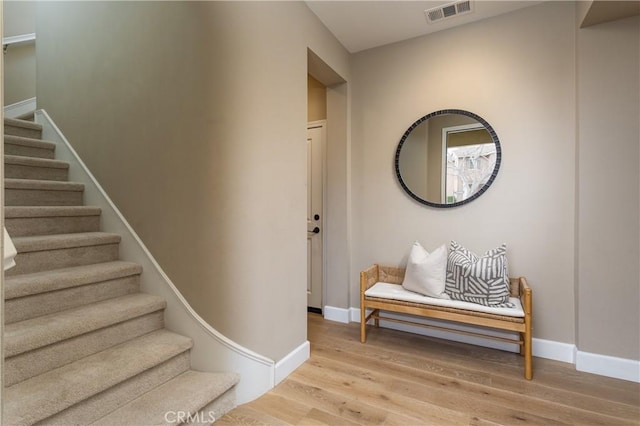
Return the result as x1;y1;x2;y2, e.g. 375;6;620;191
5;205;101;218
5;260;142;299
93;370;240;425
12;231;121;253
4;134;53;148
3;329;192;426
5;117;43;131
5;154;69;169
5;177;84;191
5;293;166;357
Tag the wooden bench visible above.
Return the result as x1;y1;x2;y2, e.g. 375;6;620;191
360;264;533;380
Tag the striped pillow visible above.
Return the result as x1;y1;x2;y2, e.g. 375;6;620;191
445;241;514;308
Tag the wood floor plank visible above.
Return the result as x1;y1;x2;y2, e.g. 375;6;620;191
239;393;310;424
215;406;289;426
220;314;640;425
310;334;639;421
271;379;389;425
295;358;475;425
310;317;640;406
296;353;568;426
297;408;361;426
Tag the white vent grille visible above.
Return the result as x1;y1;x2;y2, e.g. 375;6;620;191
425;0;474;24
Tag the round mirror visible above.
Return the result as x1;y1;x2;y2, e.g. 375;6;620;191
395;109;501;208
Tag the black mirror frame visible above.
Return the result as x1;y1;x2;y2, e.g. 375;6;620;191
394;109;502;208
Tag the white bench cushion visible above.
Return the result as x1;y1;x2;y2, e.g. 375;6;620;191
365;282;524;318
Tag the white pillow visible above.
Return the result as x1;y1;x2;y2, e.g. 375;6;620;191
402;242;449;299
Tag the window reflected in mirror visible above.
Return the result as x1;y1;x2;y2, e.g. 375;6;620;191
395;110;501;208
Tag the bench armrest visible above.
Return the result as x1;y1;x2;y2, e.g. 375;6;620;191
519;277;532;315
360;264;380;295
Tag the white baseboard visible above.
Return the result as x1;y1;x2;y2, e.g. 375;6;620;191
323;306;350;323
576;350;640;383
4;97;36;119
325;305;639;383
532;338;576;364
274;341;310;385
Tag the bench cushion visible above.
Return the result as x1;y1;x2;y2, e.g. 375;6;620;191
365;282;524;318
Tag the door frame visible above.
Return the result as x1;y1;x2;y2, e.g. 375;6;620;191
307;119;327;313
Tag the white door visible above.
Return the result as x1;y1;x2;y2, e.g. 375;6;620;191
307;122;325;311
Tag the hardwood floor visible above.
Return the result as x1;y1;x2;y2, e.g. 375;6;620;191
218;313;640;425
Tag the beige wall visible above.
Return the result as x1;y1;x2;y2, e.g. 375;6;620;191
351;2;577;344
577;15;640;360
36;1;350;361
31;0;639;367
3;0;36;105
307;75;326;122
4;44;35;106
4;0;35;36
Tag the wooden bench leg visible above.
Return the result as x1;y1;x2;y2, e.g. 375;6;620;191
360;305;366;343
524;326;533;380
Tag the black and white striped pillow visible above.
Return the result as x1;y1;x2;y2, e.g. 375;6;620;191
445;241;514;308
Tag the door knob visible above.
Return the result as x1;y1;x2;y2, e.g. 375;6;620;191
308;227;320;234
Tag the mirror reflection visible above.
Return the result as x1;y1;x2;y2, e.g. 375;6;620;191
395;110;501;208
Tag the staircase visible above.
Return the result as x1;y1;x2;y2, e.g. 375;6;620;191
3;117;239;425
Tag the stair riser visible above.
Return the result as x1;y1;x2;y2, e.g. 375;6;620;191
5;143;55;160
5;311;163;386
40;352;191;425
5;275;140;324
5;188;84;207
7;243;119;276
5;125;42;139
5;215;101;237
5;163;69;181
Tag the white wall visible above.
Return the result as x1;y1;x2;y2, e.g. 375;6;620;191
36;1;350;362
351;2;577;345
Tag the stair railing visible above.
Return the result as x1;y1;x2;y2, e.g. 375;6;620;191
2;32;35;53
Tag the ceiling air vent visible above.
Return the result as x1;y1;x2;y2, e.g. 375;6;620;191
425;0;474;24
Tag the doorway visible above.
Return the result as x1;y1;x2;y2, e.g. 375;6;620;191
306;121;326;312
307;48;349;322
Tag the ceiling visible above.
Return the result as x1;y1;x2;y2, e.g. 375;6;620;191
305;1;544;53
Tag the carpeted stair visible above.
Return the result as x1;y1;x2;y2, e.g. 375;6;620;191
3;117;239;425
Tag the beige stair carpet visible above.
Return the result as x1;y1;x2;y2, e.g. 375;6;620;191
3;117;239;425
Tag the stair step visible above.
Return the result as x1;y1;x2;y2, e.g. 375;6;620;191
5;206;102;237
5;292;164;386
4;117;43;139
5;154;69;181
7;232;120;276
92;370;240;425
5;178;84;206
4;330;192;425
5;312;163;387
5;292;166;358
5;261;142;323
14;111;35;121
4;135;56;159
